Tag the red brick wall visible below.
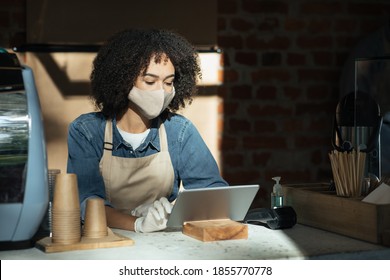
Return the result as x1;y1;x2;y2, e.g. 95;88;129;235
217;0;390;206
2;0;390;207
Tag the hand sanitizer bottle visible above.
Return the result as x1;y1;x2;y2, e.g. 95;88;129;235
271;176;284;208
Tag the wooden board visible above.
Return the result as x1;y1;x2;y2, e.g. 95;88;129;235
282;183;390;246
183;219;248;242
35;228;134;253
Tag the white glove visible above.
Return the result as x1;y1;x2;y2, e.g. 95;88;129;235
131;197;172;217
131;202;153;217
134;197;173;233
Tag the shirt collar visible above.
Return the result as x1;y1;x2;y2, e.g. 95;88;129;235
111;117;161;152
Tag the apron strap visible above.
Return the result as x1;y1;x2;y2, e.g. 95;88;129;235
103;120;114;151
101;120;114;201
158;120;168;152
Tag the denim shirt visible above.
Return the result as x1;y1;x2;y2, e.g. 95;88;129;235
67;112;228;210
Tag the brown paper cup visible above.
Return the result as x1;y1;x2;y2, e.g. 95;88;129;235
52;173;80;211
51;173;81;244
83;198;108;238
51;210;81;244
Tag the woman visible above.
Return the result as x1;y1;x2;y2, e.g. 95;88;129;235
67;29;227;233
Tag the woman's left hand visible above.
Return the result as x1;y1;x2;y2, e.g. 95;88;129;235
131;197;172;217
134;197;173;233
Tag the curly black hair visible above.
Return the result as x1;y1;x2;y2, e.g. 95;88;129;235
90;28;202;118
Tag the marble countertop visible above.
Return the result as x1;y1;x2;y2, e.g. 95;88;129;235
1;224;390;260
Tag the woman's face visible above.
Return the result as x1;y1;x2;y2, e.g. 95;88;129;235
134;55;175;93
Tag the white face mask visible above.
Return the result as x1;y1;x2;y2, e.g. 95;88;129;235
128;86;175;119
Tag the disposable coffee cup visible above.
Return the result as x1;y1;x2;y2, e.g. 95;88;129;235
52;173;80;211
83;197;108;238
51;173;81;244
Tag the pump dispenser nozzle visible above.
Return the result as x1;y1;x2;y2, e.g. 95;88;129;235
271;176;284;208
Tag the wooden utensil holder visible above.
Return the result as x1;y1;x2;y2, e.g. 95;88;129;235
282;183;390;246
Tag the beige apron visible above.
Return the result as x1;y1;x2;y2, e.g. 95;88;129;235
99;119;174;213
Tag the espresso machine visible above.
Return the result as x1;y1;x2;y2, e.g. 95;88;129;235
0;49;48;247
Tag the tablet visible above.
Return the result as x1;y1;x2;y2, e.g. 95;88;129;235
166;184;259;228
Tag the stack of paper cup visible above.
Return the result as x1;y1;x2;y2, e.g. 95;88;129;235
51;173;81;244
83;197;108;238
